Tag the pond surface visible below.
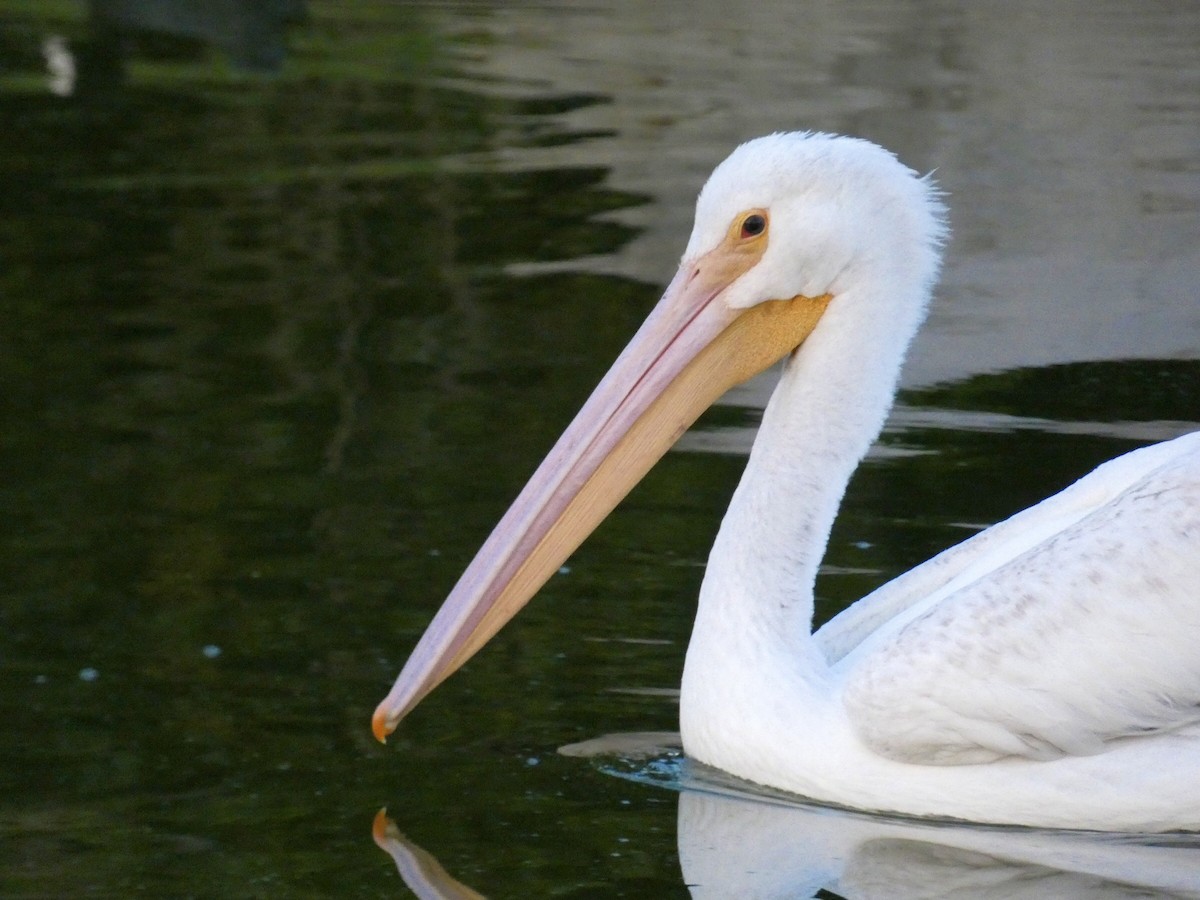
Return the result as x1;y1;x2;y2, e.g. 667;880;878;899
2;1;1199;897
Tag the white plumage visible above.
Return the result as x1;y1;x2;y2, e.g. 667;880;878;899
374;132;1200;832
675;786;1200;898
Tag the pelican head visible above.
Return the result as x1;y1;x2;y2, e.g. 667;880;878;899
372;132;945;741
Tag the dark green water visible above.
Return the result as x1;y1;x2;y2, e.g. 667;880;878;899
3;2;1199;897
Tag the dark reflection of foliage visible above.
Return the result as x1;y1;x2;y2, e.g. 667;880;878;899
901;359;1200;422
0;4;687;897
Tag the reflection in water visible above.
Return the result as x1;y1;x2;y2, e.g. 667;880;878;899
374;810;485;900
89;0;307;74
373;777;1200;900
677;788;1200;899
41;35;75;96
456;1;1200;389
35;1;308;99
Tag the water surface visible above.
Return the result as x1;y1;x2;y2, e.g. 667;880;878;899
2;2;1198;896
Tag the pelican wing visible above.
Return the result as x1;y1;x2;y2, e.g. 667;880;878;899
817;434;1200;666
837;434;1200;765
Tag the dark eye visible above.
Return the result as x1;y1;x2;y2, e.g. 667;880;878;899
740;213;766;239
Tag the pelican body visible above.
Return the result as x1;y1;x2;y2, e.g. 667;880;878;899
373;133;1200;832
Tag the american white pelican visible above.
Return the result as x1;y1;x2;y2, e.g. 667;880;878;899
373;132;1200;832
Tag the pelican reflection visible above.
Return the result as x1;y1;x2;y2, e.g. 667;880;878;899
373;776;1200;898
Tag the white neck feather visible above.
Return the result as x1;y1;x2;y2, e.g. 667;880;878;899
680;282;924;718
676;135;943;760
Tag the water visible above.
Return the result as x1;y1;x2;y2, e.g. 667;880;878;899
2;2;1198;897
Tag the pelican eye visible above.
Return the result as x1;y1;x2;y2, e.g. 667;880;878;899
740;213;767;239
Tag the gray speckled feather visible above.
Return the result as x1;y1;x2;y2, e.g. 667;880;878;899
841;446;1200;764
